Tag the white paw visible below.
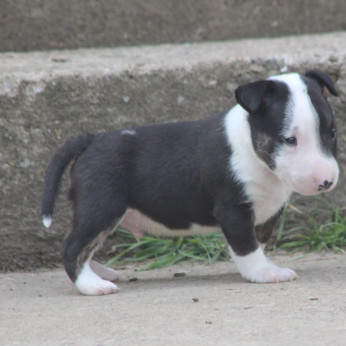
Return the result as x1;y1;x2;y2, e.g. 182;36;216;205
230;246;298;283
90;260;119;281
246;263;297;283
75;262;120;296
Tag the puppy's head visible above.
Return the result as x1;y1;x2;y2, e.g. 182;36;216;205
235;71;339;196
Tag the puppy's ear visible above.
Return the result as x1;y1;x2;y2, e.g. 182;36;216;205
235;80;276;114
305;70;338;97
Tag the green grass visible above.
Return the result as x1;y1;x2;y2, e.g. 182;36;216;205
271;204;346;253
107;205;346;270
106;229;229;270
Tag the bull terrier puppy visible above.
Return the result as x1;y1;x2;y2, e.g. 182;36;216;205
42;70;339;295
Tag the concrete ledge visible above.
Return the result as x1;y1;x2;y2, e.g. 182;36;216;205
1;32;346;270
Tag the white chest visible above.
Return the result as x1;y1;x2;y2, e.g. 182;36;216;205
246;179;291;225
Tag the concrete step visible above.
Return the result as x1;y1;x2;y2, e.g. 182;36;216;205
1;32;346;271
1;0;346;52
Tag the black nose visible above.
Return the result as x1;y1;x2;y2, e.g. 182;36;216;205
318;180;333;191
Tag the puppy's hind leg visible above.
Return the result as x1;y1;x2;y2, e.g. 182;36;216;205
64;219;124;296
76;249;120;296
63;187;126;295
90;260;119;282
88;221;122;282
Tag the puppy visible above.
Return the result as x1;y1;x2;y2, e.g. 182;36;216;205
42;70;339;295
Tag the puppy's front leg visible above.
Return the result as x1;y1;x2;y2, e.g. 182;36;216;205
215;204;297;283
229;247;297;283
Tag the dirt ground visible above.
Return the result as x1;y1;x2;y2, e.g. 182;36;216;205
1;252;345;345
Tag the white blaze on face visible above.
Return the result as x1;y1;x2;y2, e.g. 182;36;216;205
270;74;339;196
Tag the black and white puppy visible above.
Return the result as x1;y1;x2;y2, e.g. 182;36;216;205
42;71;339;295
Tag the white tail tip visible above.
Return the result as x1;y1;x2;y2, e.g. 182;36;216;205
42;215;52;228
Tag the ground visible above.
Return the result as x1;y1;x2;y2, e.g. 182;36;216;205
1;252;345;345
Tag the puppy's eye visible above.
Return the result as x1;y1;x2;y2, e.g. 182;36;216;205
331;128;336;140
284;137;297;146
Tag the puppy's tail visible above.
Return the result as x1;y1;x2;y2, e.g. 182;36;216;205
41;133;95;228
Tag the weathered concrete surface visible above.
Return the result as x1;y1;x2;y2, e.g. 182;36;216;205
1;32;346;271
0;253;345;345
1;0;346;52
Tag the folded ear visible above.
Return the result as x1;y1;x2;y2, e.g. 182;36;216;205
235;80;277;114
305;70;338;97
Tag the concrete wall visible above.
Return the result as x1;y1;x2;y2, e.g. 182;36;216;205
1;0;346;271
1;0;346;52
1;33;345;271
